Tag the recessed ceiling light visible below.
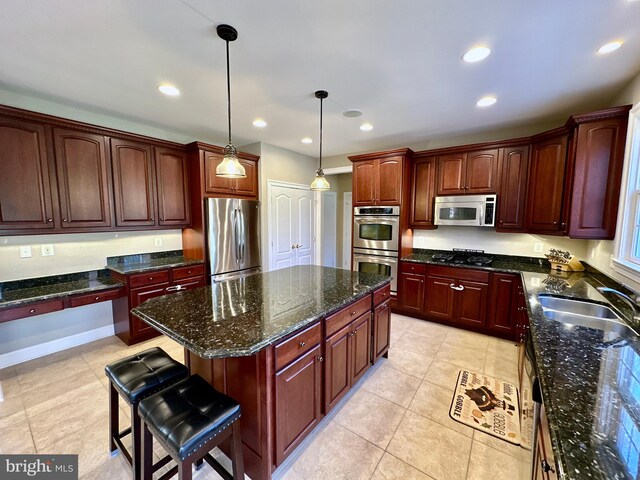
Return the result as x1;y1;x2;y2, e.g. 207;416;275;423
597;41;623;54
301;137;313;144
476;96;497;107
360;123;373;131
158;84;180;96
343;109;363;118
462;46;491;63
252;119;267;128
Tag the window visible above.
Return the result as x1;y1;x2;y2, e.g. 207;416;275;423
614;103;640;279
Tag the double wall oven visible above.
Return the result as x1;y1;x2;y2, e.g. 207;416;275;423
352;206;399;294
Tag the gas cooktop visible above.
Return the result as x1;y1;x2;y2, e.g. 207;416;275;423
431;252;493;267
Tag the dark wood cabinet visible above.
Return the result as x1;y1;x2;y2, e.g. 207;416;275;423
155;147;190;226
324;323;351;412
53;129;112;228
377;157;403;205
204;151;259;199
111;139;156;227
351;153;406;206
456;279;489;327
410;156;437;227
0;117;54;230
351;313;372;384
130;283;170;338
436;149;498;195
353;160;377;205
424;275;455;321
275;345;322;465
525;134;568;234
399;273;426;314
488;273;520;339
497;145;529;231
372;300;391;361
235;158;259;197
568;115;628;239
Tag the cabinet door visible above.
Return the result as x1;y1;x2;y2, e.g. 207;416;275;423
353;160;377;205
436;153;466;195
204;151;232;194
488;273;518;339
0;118;54;230
525;136;567;233
373;301;391;361
53;129;112;228
111;139;156;226
497;146;530;230
275;345;322;465
351;313;372;384
324;324;352;412
377;157;403;205
234;158;258;198
456;280;489;328
155;147;190;226
568;118;627;239
129;283;169;338
398;273;425;314
466;149;499;193
425;275;455;321
411;157;437;227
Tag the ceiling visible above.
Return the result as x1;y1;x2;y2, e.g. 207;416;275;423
1;0;639;156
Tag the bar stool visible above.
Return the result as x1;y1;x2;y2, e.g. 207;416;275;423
138;374;244;480
105;347;188;480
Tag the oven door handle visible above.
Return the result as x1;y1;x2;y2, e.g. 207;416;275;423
355;216;399;224
355;255;397;266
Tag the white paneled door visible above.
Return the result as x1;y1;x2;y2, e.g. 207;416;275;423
321;191;337;267
270;184;315;271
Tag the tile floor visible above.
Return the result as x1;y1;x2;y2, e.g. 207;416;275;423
0;314;532;480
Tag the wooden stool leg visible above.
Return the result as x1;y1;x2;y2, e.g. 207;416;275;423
141;421;153;480
230;421;245;480
132;404;142;480
178;458;193;480
108;382;119;453
194;458;204;470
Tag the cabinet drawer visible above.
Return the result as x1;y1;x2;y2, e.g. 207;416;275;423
325;295;371;338
128;270;170;289
400;262;426;275
0;299;64;323
172;264;205;281
275;322;322;371
428;265;489;283
373;284;391;306
69;288;123;308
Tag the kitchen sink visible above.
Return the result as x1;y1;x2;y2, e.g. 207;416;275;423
538;295;639;337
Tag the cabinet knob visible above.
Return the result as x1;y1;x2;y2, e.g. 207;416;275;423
553;221;558;225
151;218;154;221
317;356;324;362
95;296;100;301
350;311;356;316
299;341;306;348
160;218;164;221
149;277;153;281
30;308;36;313
63;218;68;222
47;218;53;223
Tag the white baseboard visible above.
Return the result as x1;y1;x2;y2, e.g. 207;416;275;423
0;324;115;369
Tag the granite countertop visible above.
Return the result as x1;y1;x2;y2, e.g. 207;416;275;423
132;265;390;358
403;249;640;480
0;270;124;309
105;250;204;274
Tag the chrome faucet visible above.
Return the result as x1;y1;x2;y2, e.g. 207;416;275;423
597;287;640;324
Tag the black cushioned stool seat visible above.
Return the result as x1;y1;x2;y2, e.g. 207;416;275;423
138;375;244;480
105;347;188;480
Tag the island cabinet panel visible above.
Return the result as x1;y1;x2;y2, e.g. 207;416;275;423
0;117;54;230
525;135;568;234
154;147;190;227
274;322;322;371
324;323;352;412
372;300;391;362
497;145;530;231
53;129;112;228
110;139;156;227
410;156;437;228
351;313;372;384
275;345;322;465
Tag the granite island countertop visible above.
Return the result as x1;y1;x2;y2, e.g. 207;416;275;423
403;249;640;480
0;270;123;309
105;250;204;275
132;265;390;358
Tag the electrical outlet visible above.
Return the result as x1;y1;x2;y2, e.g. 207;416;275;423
154;238;162;247
41;244;55;256
533;243;544;253
19;246;32;258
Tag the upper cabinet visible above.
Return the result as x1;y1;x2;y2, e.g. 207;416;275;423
155;147;191;226
436;149;499;195
496;145;529;231
410;156;437;227
0;117;54;230
525;133;568;234
350;150;408;206
204;150;258;199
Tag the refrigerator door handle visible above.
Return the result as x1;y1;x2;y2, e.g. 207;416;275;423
233;207;240;264
239;208;246;262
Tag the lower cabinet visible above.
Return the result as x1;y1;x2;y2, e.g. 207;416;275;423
488;273;521;338
372;300;391;361
533;404;558;480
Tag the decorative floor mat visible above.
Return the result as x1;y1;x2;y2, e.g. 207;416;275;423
519;385;533;450
449;370;522;446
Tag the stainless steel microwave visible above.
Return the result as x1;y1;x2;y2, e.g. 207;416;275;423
434;194;497;227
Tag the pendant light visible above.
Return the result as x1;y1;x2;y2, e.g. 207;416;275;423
310;90;330;191
215;24;246;178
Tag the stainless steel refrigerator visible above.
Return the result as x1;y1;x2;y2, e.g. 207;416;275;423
206;198;261;282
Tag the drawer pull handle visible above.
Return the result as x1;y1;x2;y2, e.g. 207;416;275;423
30;308;36;313
449;284;464;291
299;341;306;348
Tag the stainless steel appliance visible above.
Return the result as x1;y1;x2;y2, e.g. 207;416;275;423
206;198;261;282
353;248;398;293
353;206;400;251
434;194;497;227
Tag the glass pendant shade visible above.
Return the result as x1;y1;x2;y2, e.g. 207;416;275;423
216;144;246;178
310;168;330;191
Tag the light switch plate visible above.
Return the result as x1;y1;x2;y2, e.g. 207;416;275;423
41;244;55;256
20;246;32;258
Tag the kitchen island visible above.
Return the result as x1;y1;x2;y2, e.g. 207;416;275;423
132;265;391;480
